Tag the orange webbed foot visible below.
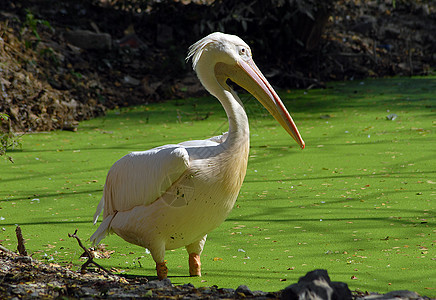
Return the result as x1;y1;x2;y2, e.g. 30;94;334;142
189;253;201;277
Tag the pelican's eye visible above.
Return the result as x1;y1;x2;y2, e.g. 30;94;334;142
238;46;250;57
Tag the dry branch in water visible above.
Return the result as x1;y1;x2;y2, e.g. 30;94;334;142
68;229;113;275
15;225;28;256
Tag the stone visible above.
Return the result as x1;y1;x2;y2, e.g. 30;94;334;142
383;290;421;299
80;286;98;296
219;288;235;297
352;15;377;35
144;278;172;289
281;269;352;300
355;290;426;299
381;26;401;39
156;24;173;46
235;284;253;297
14;256;33;263
64;30;111;50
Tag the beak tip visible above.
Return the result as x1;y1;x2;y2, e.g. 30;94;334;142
300;142;305;150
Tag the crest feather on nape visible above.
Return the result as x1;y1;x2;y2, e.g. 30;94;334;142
186;32;224;70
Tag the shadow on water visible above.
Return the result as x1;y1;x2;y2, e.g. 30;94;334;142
0;188;102;202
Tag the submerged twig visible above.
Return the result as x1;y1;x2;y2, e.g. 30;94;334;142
68;229;113;275
0;244;16;255
15;225;28;256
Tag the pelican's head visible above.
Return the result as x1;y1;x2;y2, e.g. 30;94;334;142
187;32;305;149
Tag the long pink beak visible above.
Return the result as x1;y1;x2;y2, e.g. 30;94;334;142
234;58;305;149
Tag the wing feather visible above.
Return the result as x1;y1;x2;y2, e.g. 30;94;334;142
102;146;190;218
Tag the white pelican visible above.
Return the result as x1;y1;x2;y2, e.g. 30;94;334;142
91;32;305;280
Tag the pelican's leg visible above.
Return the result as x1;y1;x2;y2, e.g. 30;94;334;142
185;235;207;277
150;245;168;280
156;261;168;280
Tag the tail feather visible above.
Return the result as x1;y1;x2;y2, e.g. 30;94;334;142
90;214;113;245
93;196;104;224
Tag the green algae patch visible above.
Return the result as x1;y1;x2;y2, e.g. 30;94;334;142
1;77;434;296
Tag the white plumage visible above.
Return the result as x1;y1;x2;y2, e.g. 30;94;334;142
91;32;304;280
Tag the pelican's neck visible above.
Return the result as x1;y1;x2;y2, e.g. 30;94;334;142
219;88;249;147
196;63;249;147
194;60;250;194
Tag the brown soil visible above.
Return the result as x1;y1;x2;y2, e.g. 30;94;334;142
1;1;435;133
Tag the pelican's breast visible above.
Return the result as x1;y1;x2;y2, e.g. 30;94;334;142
157;138;250;248
189;136;249;202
